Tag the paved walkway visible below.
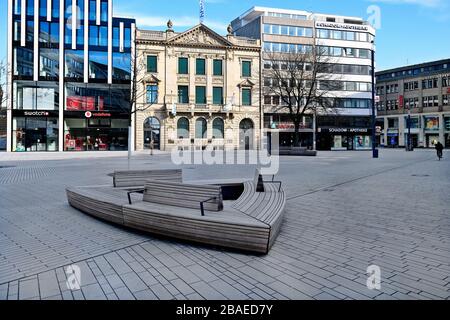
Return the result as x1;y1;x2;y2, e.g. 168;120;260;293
0;150;449;300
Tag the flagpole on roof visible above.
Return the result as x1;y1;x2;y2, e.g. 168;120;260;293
199;0;205;24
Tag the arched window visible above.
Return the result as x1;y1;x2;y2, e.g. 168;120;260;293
177;117;190;139
195;118;208;139
143;117;161;150
212;118;224;139
239;118;254;150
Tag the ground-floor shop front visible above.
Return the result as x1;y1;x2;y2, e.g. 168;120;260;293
316;128;372;151
135;110;261;152
378;113;450;149
11;111;129;152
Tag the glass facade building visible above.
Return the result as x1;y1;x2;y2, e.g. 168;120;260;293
6;0;135;152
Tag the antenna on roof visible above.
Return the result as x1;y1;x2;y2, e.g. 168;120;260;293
199;0;205;24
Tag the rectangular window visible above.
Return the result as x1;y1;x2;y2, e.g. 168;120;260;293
196;86;206;105
213;87;223;105
14;0;21;15
178;86;189;104
89;26;98;46
40;0;47;17
101;0;108;22
52;0;59;18
242;61;251;77
113;27;119;47
147;56;157;73
89;0;96;20
196;58;206;75
65;25;72;45
99;26;108;46
242;89;251;106
27;0;34;15
65;0;72;19
146;85;158;104
124;28;131;48
178;57;188;74
213;59;223;76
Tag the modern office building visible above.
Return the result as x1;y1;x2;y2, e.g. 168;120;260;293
6;0;135;152
376;59;450;149
231;7;376;150
134;22;261;152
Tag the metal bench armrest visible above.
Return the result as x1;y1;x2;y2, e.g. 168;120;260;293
127;189;145;205
200;197;218;216
265;175;282;192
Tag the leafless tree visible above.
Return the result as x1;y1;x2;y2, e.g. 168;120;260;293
263;45;341;147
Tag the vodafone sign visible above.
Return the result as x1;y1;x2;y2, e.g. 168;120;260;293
84;111;111;118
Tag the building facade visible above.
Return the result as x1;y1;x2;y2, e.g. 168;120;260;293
6;0;135;152
231;7;376;151
376;59;450;149
134;23;261;152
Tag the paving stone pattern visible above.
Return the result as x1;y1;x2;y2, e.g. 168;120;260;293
0;150;449;300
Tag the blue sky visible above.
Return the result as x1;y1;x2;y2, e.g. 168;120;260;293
0;0;449;70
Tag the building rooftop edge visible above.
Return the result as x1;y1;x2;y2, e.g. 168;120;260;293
376;58;450;77
235;6;365;23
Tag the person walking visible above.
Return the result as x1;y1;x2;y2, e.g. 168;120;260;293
435;141;444;160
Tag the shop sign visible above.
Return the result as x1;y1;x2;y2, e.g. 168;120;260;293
399;95;404;109
85;112;111;118
320;128;370;134
23;111;50;117
316;22;369;31
93;113;112;117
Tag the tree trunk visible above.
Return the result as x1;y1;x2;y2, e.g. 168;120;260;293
293;121;301;147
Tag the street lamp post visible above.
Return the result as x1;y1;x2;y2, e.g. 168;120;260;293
371;41;379;158
407;108;412;151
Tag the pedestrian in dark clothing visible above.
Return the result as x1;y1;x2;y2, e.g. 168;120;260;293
435;142;444;160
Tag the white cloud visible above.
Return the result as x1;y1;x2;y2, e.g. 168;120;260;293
369;0;444;7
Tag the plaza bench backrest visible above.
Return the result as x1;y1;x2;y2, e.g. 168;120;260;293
143;181;224;212
113;169;183;188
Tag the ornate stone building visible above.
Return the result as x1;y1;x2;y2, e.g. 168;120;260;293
134;22;261;152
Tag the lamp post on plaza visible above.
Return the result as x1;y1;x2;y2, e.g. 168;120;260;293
406;106;413;151
370;40;379;158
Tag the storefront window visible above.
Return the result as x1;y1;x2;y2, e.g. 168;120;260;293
195;118;207;139
424;116;439;131
13;117;59;152
64;118;128;151
212;118;224;139
177;117;190;139
405;116;420;129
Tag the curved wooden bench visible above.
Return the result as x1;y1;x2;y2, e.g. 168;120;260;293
232;181;286;251
66;170;286;254
113;169;182;188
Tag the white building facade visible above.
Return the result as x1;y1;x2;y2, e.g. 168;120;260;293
231;7;376;151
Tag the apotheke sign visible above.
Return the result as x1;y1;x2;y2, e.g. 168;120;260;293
316;22;369;32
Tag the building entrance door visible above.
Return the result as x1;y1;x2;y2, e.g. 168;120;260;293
144;117;161;150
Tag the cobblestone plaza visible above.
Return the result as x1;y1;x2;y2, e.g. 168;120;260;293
0;149;449;300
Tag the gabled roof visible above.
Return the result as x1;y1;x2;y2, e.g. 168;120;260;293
167;24;233;47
